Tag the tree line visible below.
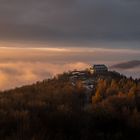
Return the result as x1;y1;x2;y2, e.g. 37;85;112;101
0;71;140;140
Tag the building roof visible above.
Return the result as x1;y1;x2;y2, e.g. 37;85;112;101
93;64;107;67
92;64;108;69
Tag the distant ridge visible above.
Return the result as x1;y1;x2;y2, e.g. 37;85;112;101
111;60;140;69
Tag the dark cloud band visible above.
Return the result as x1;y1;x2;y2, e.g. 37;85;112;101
0;0;140;44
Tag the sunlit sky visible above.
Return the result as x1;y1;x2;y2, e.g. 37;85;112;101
0;42;139;90
0;0;140;89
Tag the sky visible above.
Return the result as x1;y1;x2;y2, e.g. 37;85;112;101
0;0;140;89
0;0;140;44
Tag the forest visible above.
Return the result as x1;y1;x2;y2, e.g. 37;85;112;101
0;71;140;140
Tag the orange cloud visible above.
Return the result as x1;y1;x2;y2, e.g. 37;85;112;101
0;61;89;90
0;45;139;90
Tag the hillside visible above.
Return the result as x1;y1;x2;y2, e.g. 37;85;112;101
0;70;140;140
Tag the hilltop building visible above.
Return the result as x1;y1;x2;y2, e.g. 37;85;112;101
89;64;108;74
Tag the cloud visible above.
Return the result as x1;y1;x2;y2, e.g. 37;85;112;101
0;45;140;63
0;61;88;90
111;60;140;69
0;0;140;44
0;46;139;90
